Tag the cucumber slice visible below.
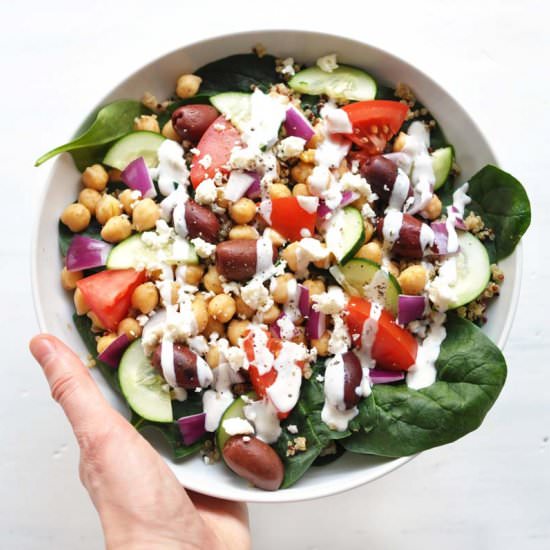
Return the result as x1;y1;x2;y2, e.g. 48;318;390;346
331;258;401;316
289;65;377;102
107;234;198;269
432;146;454;190
210;92;252;131
118;339;173;423
448;231;491;308
216;392;256;454
325;206;365;264
103;131;166;170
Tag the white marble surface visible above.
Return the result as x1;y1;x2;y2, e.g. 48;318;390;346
1;0;547;548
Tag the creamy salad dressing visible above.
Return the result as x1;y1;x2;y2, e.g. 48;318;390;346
382;210;404;245
445;183;472;253
151;140;190;196
266;342;305;413
388;168;411;211
255;236;274;276
244;399;282;444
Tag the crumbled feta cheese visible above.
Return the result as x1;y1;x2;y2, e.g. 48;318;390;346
187;335;208;355
300;228;311;238
313;286;346;314
328;314;351;355
316;54;338;73
276;314;296;339
316;374;325;383
213;123;225;131
230;145;262;171
191;237;216;259
190;148;200;155
136;313;151;327
295;237;330;274
194;178;217;205
339;171;373;198
276;136;306;160
308;166;331;195
222;417;255;436
280;57;296;76
361;202;376;221
198;153;212;169
221;280;241;295
296;195;319;213
141;219;174;249
241;278;273;312
225;346;246;371
287;424;299;434
172;387;188;402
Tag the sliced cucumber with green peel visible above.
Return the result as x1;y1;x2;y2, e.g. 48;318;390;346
107;234;198;270
103;131;166;170
331;258;401;316
210;92;252;130
118;339;173;423
448;231;491;308
325;206;365;264
289;65;377;101
432;146;454;190
216;392;256;454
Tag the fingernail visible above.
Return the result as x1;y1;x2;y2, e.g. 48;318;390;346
30;336;56;366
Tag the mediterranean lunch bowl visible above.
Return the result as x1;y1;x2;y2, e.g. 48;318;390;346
32;31;530;502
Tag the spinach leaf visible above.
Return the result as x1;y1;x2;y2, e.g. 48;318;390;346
194;54;280;94
465;165;531;261
342;315;507;457
35;99;146;170
58;219;103;256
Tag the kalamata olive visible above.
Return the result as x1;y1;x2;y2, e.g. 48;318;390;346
377;213;427;259
171;104;219;143
185;200;220;243
152;343;200;388
342;351;363;409
216;239;277;282
222;435;284;491
360;155;398;201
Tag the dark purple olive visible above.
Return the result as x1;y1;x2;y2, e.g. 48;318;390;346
152;344;199;389
171;104;219;143
185;200;220;243
216;239;277;282
377;213;425;259
360;155;406;209
342;351;363;409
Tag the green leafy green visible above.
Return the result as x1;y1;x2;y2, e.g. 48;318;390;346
465;165;531;262
194;54;280;94
342;315;507;457
35;99;147;170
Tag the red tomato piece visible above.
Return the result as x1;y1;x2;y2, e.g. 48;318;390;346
341;100;409;154
77;269;146;332
345;296;418;371
189;116;241;188
270;197;317;241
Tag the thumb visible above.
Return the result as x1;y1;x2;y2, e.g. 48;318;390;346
30;334;118;435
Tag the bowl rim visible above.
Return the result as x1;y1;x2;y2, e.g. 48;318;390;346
30;29;523;503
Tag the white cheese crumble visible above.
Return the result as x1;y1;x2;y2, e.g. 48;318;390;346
312;286;346;314
225;346;246;371
222;417;255;436
194;178;217;205
286;424;299;434
240;278;273;312
190;237;216;259
328;314;351;355
276;136;306;160
280;57;296;76
198;153;212;169
317;53;339;73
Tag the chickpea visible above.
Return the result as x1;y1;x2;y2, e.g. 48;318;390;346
281;242;300;272
133;114;160;133
393;132;407;152
119;189;141;215
131;282;159;314
118;317;142;340
176;74;202;99
299;149;316;164
95;195;122;225
60;203;91;232
229;198;257;224
101;215;132;243
192;296;209;333
162;120;181;141
203;317;226;339
184;265;204;286
398;265;428;295
235;295;255;319
206;345;221;369
78;188;101;215
82;164;108;192
364;220;374;244
302;279;326;302
264;228;286;248
87;311;105;332
229;225;259;240
311;331;331;357
170;282;180;305
208;294;236;323
108;168;122;182
203;266;223;294
73;287;89;315
387;261;400;279
351;196;367;211
261;304;281;325
307;124;324;149
272;273;294;304
61;266;83;290
355;240;383;264
269;183;292;199
421;195;443;221
311;243;331;269
227;319;251;346
96;333;117;355
132;198;160;231
292;183;310;197
291;162;314;185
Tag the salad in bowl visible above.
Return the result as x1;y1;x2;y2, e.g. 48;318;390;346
36;47;530;492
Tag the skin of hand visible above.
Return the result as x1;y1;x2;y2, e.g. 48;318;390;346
30;334;251;550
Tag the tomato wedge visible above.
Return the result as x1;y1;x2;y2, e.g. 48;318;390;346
190;116;241;188
341;100;409;154
77;269;146;332
345;296;417;371
269;197;317;241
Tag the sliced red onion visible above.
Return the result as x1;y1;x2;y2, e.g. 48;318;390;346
245;172;261;199
451;206;467;230
297;284;310;317
430;222;448;255
306;306;326;340
66;235;112;272
370;369;405;384
317;201;332;219
284;105;314;141
121;157;156;198
340;190;359;207
97;333;130;368
398;295;427;325
224;170;255;202
177;412;206;445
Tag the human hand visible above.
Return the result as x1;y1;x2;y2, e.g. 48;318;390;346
30;334;251;550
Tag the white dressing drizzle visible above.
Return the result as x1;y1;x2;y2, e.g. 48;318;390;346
244;399;282;444
151;140;190;196
382;211;404;246
255;236;274;276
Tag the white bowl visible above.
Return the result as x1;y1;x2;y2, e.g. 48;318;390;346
31;30;522;503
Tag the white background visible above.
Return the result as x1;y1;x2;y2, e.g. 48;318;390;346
2;0;548;548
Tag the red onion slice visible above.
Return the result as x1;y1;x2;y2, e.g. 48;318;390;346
177;412;206;445
340;190;359;207
97;333;130;368
369;369;405;384
284;105;314;141
306;306;326;340
66;235;112;272
430;222;448;255
225;170;255;202
244;172;261;199
121;156;156;198
317;201;332;219
270;312;297;339
450;206;467;230
398;295;427;325
297;284;310;317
